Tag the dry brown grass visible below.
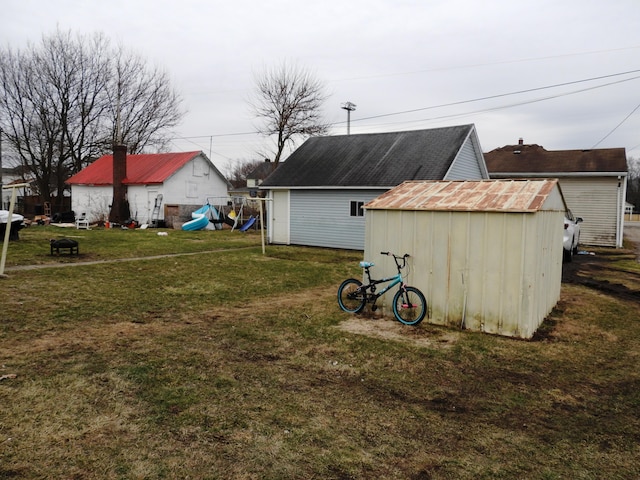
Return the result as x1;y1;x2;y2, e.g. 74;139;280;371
1;239;640;479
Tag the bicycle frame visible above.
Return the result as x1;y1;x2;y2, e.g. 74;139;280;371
338;251;426;325
359;253;409;307
362;271;402;302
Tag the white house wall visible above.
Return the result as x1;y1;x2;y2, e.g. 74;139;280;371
70;185;112;222
290;189;385;250
161;154;229;206
364;208;564;338
127;186;163;224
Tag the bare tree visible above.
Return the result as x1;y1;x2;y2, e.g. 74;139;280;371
106;47;183;154
0;29;183;208
224;159;264;189
249;62;329;165
627;156;640;210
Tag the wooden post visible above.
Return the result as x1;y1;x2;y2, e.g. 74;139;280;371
1;182;30;278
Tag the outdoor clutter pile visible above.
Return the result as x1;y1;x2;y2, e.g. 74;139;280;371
0;210;27;241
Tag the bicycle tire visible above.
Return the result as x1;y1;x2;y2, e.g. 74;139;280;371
337;278;366;314
392;286;427;325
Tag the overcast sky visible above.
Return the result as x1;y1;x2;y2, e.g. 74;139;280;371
2;0;640;172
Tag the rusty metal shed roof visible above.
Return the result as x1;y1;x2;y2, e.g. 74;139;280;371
364;179;564;213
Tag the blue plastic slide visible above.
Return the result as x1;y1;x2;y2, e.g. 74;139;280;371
182;204;211;231
239;216;256;232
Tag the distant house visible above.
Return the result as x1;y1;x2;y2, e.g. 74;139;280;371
228;159;277;200
484;141;628;247
66;151;230;227
260;125;489;250
1;165;31;210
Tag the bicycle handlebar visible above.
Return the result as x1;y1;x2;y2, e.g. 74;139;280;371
380;252;411;269
380;251;410;258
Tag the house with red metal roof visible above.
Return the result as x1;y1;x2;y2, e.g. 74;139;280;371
66;151;230;227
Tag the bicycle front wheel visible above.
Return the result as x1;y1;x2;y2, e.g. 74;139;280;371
392;286;427;325
337;278;366;314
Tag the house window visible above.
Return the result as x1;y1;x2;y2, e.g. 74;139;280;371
350;201;364;217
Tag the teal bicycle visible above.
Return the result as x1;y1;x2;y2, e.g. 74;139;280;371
337;252;427;326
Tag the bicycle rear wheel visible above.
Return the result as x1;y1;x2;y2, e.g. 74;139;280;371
337;278;366;314
392;286;426;325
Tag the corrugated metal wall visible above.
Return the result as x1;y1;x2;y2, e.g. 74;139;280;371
290;189;384;249
364;209;564;338
559;177;620;247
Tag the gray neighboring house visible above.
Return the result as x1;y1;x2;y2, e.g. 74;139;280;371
485;141;628;247
260;124;489;250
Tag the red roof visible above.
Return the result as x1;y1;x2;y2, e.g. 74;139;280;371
66;151;202;185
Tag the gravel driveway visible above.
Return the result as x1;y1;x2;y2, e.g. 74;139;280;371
624;222;640;261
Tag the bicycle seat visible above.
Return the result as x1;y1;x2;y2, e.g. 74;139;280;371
359;261;374;268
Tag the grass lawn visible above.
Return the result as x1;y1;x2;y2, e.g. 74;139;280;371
1;225;639;479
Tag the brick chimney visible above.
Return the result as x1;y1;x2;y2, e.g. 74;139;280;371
109;144;130;223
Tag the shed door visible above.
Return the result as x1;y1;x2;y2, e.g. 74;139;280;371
271;190;290;244
147;190;159;223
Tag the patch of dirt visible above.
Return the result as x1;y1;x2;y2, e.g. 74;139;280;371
561;245;640;304
335;313;460;349
4;322;171;358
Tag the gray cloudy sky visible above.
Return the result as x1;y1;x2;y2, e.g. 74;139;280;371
2;0;640;171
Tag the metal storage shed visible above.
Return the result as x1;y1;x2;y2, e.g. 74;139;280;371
363;179;567;339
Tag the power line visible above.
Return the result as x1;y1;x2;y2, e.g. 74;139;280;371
358;75;640;130
169;69;640;144
350;69;640;124
330;46;640;83
591;101;640;149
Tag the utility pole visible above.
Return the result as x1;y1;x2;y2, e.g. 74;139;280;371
0;128;3;184
341;102;356;135
0;128;3;209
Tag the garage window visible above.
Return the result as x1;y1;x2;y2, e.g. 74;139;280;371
350;201;364;217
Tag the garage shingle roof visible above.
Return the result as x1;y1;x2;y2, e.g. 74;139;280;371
260;125;475;188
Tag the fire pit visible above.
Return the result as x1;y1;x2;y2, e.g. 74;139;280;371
50;238;79;256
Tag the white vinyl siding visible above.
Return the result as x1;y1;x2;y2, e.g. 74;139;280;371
559;177;620;247
445;137;487;180
290;190;384;250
